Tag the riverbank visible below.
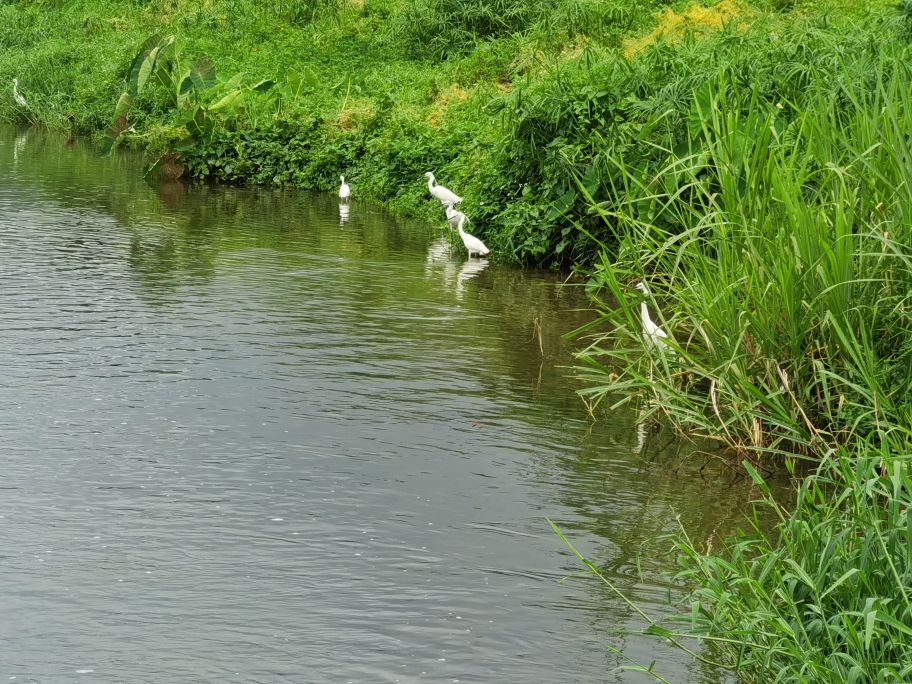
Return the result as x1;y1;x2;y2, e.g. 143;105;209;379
0;0;900;267
570;20;912;680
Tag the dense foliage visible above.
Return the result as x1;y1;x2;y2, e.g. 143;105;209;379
570;36;912;684
0;0;902;267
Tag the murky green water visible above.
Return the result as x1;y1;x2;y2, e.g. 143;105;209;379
0;128;759;682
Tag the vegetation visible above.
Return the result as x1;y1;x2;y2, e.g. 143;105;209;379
4;0;912;679
568;35;912;684
0;0;903;267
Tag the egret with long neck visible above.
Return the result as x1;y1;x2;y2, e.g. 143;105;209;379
453;210;489;258
338;175;350;202
12;79;27;108
424;172;462;206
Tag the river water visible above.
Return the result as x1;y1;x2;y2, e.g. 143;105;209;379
0;128;759;682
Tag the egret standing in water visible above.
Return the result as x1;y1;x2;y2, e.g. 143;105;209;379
338;175;351;202
424;172;462;206
634;282;671;349
452;209;489;258
12;79;27;108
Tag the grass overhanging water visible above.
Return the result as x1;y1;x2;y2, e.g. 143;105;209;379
567;55;912;681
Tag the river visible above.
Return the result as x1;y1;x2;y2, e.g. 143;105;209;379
0;127;758;682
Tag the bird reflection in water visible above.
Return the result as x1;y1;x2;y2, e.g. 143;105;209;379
12;130;26;164
455;258;488;300
425;237;455;284
338;202;350;226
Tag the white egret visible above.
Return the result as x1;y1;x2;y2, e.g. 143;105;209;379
12;78;27;108
424;172;462;206
634;282;671;349
444;202;461;230
338;175;351;202
455;212;489;258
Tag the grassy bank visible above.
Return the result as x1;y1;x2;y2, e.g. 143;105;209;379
570;46;912;681
0;0;903;267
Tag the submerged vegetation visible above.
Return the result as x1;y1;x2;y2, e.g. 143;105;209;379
4;0;912;679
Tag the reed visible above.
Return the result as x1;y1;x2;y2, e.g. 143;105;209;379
574;63;912;461
554;439;912;680
567;56;912;680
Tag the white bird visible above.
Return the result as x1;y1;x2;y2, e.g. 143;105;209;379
455;212;489;258
12;78;27;108
338;175;351;202
634;282;671;348
424;172;462;206
444;202;461;230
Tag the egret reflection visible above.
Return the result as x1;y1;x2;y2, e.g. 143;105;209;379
12;130;26;164
425;236;450;266
455;257;488;299
338;202;350;226
424;237;457;287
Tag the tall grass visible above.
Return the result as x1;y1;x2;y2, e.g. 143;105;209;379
575;62;912;460
556;443;912;681
568;57;912;679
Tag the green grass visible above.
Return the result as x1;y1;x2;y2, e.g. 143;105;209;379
0;0;906;266
565;49;912;681
573;59;912;459
554;445;912;681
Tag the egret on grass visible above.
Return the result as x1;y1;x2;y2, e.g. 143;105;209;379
12;79;27;108
634;282;671;349
453;211;489;258
424;172;462;206
338;175;351;202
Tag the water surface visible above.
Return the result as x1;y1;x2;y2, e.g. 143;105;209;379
0;128;759;683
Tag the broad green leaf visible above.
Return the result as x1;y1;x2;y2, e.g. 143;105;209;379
178;71;194;96
210;89;243;111
285;68;303;96
112;92;133;121
189;56;216;92
302;67;319;88
688;81;713;142
127;33;162;95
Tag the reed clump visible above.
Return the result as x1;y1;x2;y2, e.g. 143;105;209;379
570;56;912;680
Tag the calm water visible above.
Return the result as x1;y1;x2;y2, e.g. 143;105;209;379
0;128;758;683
